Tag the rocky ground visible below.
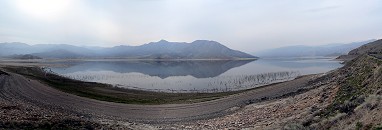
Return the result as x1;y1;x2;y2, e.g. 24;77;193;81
0;70;156;129
0;98;160;129
0;65;320;128
0;99;100;129
0;71;333;129
162;55;382;129
158;77;339;129
1;54;382;129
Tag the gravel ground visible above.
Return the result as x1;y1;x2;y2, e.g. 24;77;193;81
0;67;328;129
158;78;338;129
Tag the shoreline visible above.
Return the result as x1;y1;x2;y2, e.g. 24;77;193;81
2;65;314;104
2;65;245;104
0;57;258;63
0;63;319;123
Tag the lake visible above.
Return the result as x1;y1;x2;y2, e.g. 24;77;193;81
49;58;342;93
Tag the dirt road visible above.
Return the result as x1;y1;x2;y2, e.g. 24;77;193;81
0;71;316;123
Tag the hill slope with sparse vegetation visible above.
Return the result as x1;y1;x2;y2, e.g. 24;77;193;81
304;39;382;129
337;39;382;61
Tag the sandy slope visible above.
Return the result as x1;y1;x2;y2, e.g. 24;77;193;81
0;71;316;123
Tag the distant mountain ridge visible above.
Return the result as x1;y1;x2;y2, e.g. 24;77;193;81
0;40;257;60
52;60;254;79
6;54;42;60
254;39;375;58
337;39;382;61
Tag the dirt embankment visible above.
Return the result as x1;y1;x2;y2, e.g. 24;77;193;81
2;54;381;129
0;70;157;129
5;55;380;129
0;64;320;129
160;54;382;129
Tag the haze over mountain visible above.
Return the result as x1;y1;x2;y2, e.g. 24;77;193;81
0;40;256;60
1;1;382;53
254;39;375;58
338;39;382;60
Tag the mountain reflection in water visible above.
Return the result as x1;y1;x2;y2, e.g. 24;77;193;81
50;59;341;93
51;60;254;79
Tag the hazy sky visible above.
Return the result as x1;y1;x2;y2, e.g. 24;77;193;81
0;0;381;53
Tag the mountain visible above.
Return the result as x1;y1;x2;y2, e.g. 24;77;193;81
349;39;382;54
98;40;256;59
254;39;375;58
0;42;33;56
337;39;382;61
6;54;42;60
0;40;257;60
33;50;87;59
0;42;95;57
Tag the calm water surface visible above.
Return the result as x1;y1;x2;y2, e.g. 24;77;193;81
50;58;342;93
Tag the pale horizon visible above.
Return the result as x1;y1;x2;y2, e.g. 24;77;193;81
0;0;382;53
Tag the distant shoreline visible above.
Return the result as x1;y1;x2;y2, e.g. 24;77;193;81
0;64;318;122
0;57;258;62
